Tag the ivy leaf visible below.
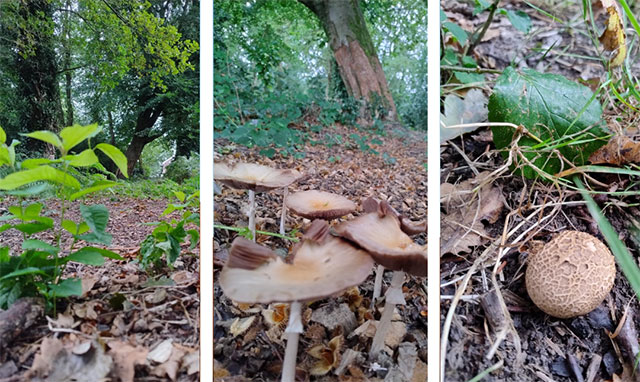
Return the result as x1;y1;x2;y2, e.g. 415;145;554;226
488;67;609;178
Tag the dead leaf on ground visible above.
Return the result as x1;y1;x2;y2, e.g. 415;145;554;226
599;0;626;67
441;171;504;255
307;335;343;376
25;337;112;382
440;89;488;143
107;340;148;382
150;343;193;381
589;135;640;165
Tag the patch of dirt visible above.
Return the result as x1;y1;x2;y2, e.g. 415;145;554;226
0;196;200;381
214;122;427;381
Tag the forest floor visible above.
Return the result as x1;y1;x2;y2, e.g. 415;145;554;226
441;1;640;382
0;196;200;382
213;121;427;381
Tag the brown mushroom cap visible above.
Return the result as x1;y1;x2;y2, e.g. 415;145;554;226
214;162;302;192
286;190;356;220
335;212;427;277
219;227;374;304
525;231;616;319
362;197;426;235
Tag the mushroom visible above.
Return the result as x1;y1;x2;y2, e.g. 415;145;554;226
361;197;427;305
219;220;374;382
286;190;356;220
334;201;426;356
525;230;616;319
214;162;302;241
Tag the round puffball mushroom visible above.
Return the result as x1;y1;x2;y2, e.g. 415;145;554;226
525;230;616;319
335;201;426;356
214;162;302;241
219;220;374;382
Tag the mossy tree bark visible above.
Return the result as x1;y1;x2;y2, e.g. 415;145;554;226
299;0;397;121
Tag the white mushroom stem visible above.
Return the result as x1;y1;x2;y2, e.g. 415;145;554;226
249;190;256;242
370;271;406;356
280;187;288;235
371;264;385;309
281;301;303;382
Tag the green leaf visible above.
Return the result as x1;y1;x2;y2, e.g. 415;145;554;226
95;143;128;178
23;131;63;150
22;240;58;254
187;229;199;249
5;183;51;196
66;251;104;266
64;149;100;167
78;205;112;245
60;124;100;153
0;127;5;144
443;21;468;45
6;140;18;167
0;166;81;190
0;267;48;280
61;219;78;235
454;71;485;84
505;9;532;34
0;146;10;167
69;247;123;262
174;191;186;203
21;158;60;169
488;67;609;178
14;222;53;235
48;278;82;297
69;180;118;201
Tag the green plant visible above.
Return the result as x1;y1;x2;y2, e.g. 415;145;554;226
165;155;199;184
139;190;199;272
214;224;299;242
0;124;127;310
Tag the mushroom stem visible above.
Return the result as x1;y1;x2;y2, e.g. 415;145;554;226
280;187;288;235
370;271;406;356
249;190;256;242
371;264;385;309
281;301;303;382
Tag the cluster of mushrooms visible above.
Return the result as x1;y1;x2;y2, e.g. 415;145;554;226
214;162;426;382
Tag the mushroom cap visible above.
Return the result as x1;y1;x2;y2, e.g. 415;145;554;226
362;197;426;235
335;212;427;277
214;162;302;192
525;231;616;319
286;190;356;220
219;227;374;304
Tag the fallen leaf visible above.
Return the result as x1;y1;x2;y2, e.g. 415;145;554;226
147;339;173;364
107;341;148;382
441;172;504;255
229;316;256;338
25;338;112;382
440;89;488;143
81;277;98;297
308;335;343;376
589;135;640;165
599;0;627;67
151;343;188;381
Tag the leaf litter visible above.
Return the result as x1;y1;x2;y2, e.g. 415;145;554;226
0;196;200;381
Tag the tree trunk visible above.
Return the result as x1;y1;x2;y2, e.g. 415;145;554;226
299;0;397;121
123;104;164;177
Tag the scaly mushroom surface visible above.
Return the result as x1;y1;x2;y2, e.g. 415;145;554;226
525;230;616;319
